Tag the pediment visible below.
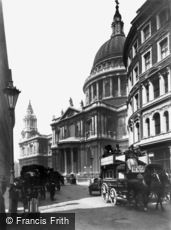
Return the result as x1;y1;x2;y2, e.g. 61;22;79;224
60;107;80;120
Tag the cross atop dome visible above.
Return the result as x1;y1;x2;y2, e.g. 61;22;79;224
115;0;119;6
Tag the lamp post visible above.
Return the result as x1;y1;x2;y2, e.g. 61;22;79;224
3;80;21;184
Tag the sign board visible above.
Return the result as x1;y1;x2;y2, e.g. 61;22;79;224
101;155;114;166
131;165;145;173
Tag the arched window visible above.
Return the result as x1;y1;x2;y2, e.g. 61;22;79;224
104;79;110;97
145;118;150;137
135;122;140;142
153;113;160;135
163;72;168;93
153;77;160;99
164;111;169;132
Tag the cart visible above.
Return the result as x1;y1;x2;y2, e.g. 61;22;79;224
100;146;147;206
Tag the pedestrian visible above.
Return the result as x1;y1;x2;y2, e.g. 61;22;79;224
49;182;56;201
0;178;7;230
40;186;46;200
9;183;19;214
28;187;39;213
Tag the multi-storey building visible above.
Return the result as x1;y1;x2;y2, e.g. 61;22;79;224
51;2;128;178
123;0;171;169
19;101;52;169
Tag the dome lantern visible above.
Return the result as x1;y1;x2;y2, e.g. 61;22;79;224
111;0;124;37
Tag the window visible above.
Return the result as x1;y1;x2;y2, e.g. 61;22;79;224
132;40;138;58
145;84;149;102
133;64;139;82
146;118;150;137
158;36;169;61
153;77;160;99
141;23;151;43
153;113;160;135
104;79;110;97
164;111;169;132
93;83;97;100
157;8;170;29
136;123;140;141
89;86;92;102
144;52;151;71
142;49;152;72
163;72;168;93
134;93;139;111
120;77;126;96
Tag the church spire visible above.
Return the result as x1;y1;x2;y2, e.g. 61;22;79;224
22;101;38;139
27;100;34;115
111;0;124;37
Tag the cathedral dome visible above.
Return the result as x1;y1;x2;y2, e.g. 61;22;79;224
92;1;125;70
93;34;125;68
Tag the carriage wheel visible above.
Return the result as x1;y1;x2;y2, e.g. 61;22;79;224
109;188;117;205
101;184;109;203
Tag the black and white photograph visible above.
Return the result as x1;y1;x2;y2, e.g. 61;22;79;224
0;0;171;229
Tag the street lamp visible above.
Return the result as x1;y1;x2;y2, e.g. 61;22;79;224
3;80;21;184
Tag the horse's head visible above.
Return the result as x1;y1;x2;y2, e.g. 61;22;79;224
151;170;161;184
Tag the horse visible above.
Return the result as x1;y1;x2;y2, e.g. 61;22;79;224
127;164;170;211
144;165;170;210
127;173;148;211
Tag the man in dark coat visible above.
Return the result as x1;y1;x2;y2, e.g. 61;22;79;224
0;179;7;230
9;183;19;213
49;182;56;201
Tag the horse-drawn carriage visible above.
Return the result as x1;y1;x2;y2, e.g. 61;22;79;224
100;145;170;210
13;165;64;212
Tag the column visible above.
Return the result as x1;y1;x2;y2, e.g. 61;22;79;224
150;116;155;136
129;124;133;145
118;77;121;96
142;84;146;105
143;117;147;138
96;82;99;100
133;122;135;144
71;148;74;173
80;120;83;137
110;77;112;96
159;73;165;96
101;114;104;136
52;129;55;145
92;116;94;135
103;80;105;98
64;149;67;175
149;80;154;101
160;112;165;133
94;115;97;135
134;123;138;143
91;85;93;102
166;67;171;92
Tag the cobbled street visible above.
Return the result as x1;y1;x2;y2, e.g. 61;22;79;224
35;183;171;230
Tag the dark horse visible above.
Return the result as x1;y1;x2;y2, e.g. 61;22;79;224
127;164;170;211
144;164;170;210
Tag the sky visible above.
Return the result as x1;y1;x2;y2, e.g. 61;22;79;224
2;0;146;161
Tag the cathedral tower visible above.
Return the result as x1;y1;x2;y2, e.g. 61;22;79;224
21;101;38;139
